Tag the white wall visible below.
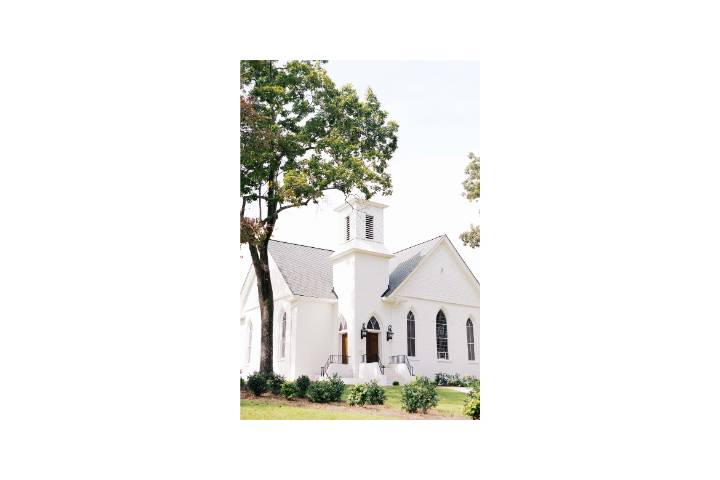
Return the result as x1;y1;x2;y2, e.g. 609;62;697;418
395;241;479;306
390;297;479;378
387;239;480;379
240;236;480;382
239;255;294;376
292;299;336;378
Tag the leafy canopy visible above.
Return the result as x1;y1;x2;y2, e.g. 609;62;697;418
241;60;399;244
460;152;480;248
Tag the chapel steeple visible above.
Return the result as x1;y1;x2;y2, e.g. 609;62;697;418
332;197;391;259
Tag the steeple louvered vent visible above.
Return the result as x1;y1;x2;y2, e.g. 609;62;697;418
365;215;374;240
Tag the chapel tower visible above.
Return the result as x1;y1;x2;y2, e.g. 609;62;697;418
329;197;392;377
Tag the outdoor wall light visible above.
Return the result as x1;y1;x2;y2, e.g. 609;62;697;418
386;325;393;341
360;323;367;339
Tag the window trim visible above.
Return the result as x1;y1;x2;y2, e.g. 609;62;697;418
466;318;475;361
246;320;253;364
436;310;449;360
280;312;287;359
406;311;416;357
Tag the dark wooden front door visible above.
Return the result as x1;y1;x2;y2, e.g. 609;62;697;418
366;332;379;363
341;333;349;364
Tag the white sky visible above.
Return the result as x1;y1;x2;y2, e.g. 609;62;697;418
241;60;480;279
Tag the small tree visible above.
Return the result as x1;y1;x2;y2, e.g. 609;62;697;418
460;152;480;248
241;60;398;373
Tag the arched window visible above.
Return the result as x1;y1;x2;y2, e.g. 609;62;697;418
281;313;287;358
339;317;347;331
406;311;416;357
246;321;253;364
466;318;475;361
436;310;448;359
367;316;380;330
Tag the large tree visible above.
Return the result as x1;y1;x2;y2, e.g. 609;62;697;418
240;60;398;373
460;152;480;248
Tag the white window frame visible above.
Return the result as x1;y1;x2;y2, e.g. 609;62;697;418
436;310;449;360
466;318;475;361
280;312;287;359
406;311;416;357
246;320;253;364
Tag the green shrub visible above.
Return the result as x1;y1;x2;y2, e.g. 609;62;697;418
392;381;400;386
307;375;345;403
346;384;366;406
306;382;325;403
266;373;285;395
463;386;481;419
462;376;480;389
246;372;267;396
401;377;439;413
346;381;386;406
434;373;479;388
295;375;311;398
328;374;345;401
434;373;451;386
240;377;246;391
280;381;298;400
364;381;385;405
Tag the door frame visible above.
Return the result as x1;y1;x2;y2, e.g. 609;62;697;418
341;333;349;364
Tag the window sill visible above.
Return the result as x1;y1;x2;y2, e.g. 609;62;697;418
436;358;452;363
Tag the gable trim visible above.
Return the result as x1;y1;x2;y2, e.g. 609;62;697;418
384;235;479;299
383;237;445;298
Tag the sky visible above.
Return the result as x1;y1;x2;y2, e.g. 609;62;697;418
241;60;480;279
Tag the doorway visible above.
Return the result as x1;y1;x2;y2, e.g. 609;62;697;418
341;333;349;364
366;332;379;363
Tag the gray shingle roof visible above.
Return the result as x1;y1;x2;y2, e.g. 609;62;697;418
268;240;337;299
382;235;444;297
267;235;453;300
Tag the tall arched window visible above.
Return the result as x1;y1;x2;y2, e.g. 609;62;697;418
246;321;253;364
406;311;416;357
280;313;287;358
436;310;448;359
367;317;380;330
466;318;475;361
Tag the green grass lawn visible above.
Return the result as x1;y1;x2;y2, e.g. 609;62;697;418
241;385;471;420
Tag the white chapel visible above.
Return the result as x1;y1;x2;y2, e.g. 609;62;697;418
240;198;480;384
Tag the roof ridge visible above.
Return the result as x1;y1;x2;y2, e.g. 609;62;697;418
393;234;445;254
269;238;335;252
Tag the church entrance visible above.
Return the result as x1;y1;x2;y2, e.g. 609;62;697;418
341;333;349;364
366;332;379;363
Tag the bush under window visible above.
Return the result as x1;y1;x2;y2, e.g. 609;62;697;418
280;381;298;400
295;375;311;398
307;375;345;403
266;373;285;395
246;372;268;396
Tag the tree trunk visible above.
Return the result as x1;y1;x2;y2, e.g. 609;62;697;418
248;240;274;374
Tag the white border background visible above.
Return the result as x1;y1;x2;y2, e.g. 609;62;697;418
2;1;720;478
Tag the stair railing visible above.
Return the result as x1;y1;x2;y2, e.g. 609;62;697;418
389;354;414;376
320;355;347;377
360;354;385;374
